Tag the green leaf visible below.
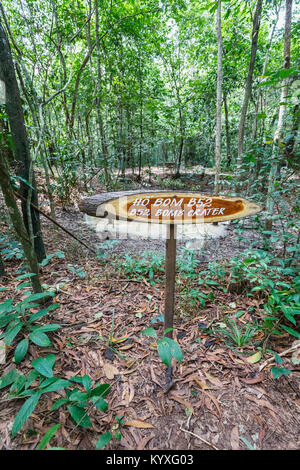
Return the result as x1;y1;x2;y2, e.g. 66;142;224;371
274;353;282;365
82;375;92;393
141;327;157;338
24;292;55;303
0;299;13;313
5;323;23;345
14;338;29;363
37;424;60;450
92;396;108;412
28;309;51;324
32;355;56;378
164;337;183;363
48;447;66;450
11;392;41;437
280;325;300;338
96;432;112;449
157;338;172;367
15;273;37;281
40;379;71;394
272;367;291;379
67;405;91;428
239;436;256;450
69;390;88;402
90;383;110;398
15;282;32;291
29;331;51;347
0;369;20;390
51;398;69;411
40;252;65;267
31;324;61;333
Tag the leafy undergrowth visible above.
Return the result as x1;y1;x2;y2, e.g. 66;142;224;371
0;204;299;451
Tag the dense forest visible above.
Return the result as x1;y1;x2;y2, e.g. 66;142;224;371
0;0;299;452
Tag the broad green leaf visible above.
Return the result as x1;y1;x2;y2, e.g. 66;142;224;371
0;369;20;390
32;355;56;378
272;367;291;379
280;325;300;338
28;309;51;323
14;338;29;363
69;390;88;402
141;327;157;338
67;405;91;428
29;331;51;347
24;292;55;303
92;396;108;412
274;353;282;365
82;375;92;392
164;337;183;363
31;324;61;333
40;379;71;393
11;392;41;437
15;282;32;291
37;424;60;450
5;323;23;345
157;338;172;367
96;432;112;449
90;383;110;398
51;398;69;411
15;273;37;281
0;299;13;313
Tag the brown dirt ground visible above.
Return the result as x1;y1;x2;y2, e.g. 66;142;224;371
0;168;299;451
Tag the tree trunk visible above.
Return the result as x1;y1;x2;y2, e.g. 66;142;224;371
236;0;263;175
0;151;42;292
252;8;279;142
284;103;300;167
265;0;293;232
0;251;5;277
214;0;223;194
223;93;231;167
0;18;46;262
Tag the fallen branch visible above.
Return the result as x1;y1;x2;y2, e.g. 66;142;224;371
259;341;300;372
180;427;219;450
14;191;97;255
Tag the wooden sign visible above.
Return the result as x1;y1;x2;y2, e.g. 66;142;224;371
79;189;262;383
100;192;262;224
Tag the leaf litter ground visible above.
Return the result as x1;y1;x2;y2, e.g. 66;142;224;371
0;173;299;451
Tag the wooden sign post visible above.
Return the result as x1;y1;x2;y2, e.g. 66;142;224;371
79;191;262;345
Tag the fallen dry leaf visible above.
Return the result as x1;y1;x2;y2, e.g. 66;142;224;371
205;372;223;387
244;393;275;412
194;378;211;390
246;351;262;364
124;419;155;429
170;394;194;411
230;425;240;450
103;363;119;379
241;375;264;385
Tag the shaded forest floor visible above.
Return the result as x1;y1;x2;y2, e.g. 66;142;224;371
0;167;299;450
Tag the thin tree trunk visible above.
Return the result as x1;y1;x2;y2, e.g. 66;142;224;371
265;0;293;232
284;103;300;165
223;93;231;167
0;152;42;292
0;251;5;277
236;0;264;175
214;0;223;194
252;7;279;142
0;18;46;262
